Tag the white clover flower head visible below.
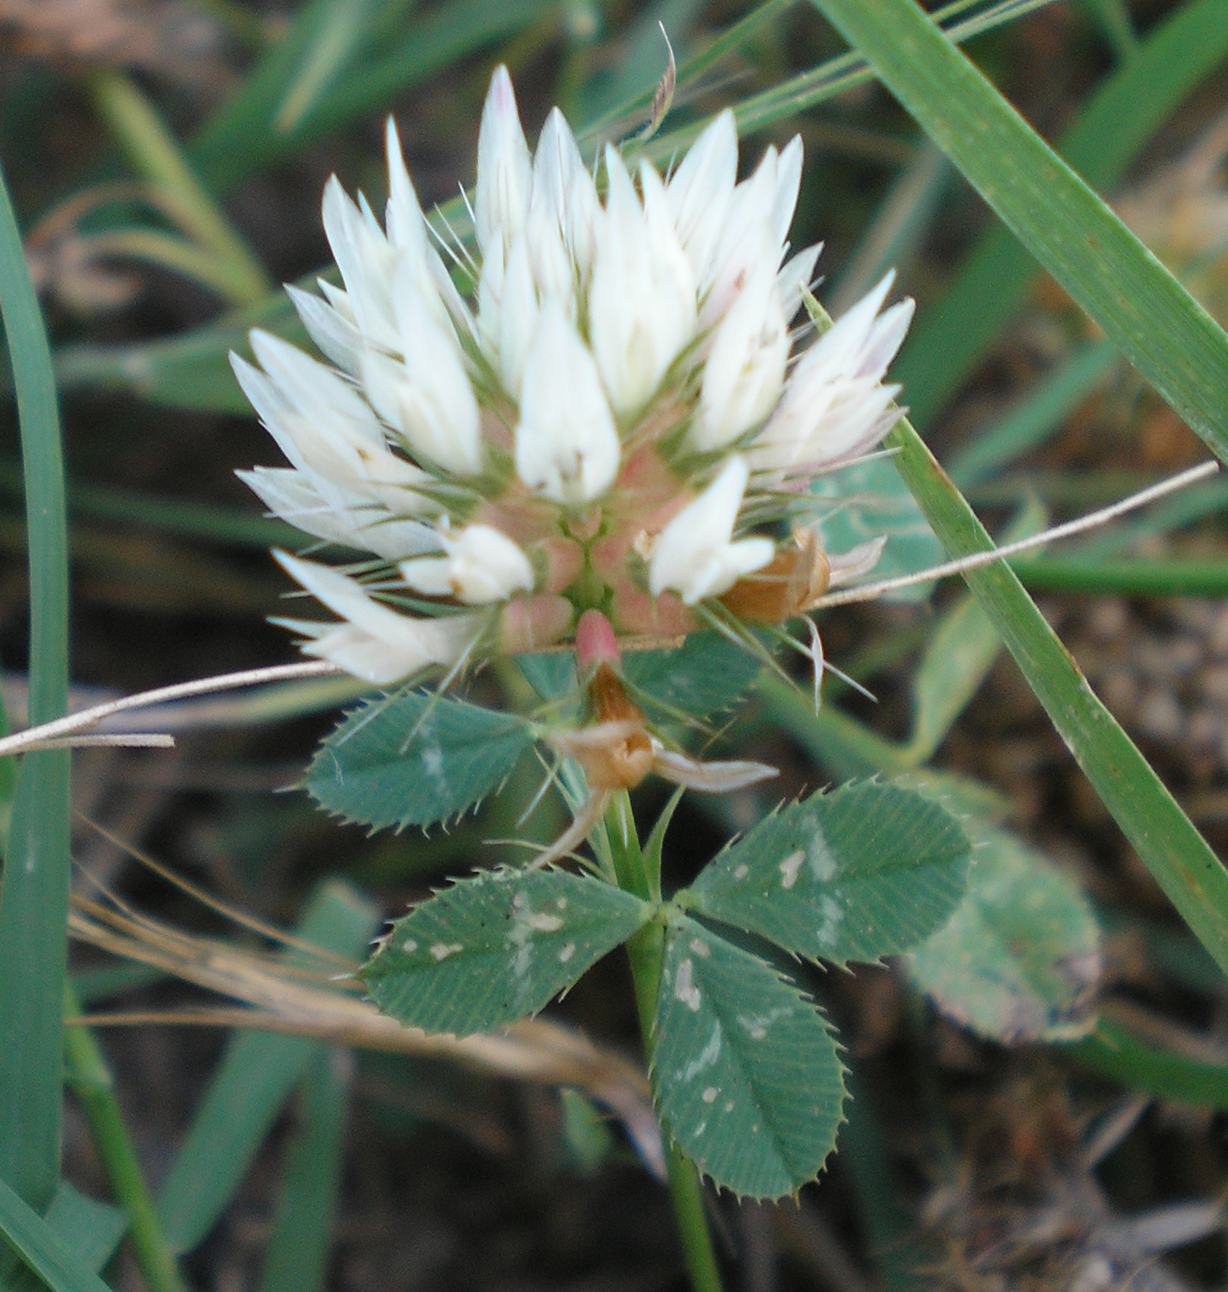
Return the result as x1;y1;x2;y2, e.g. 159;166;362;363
236;68;914;685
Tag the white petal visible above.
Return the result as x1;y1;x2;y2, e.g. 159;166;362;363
777;242;822;322
515;299;620;505
384;117;427;254
770;136;804;248
240;467;440;561
807;272;897;378
699;147;783;328
859;297;915;379
274;551;480;683
589;148;696;418
648;456;773;603
495;236;540;399
692;265;789;451
400;524;533;604
322;176;396;348
531;106;599;274
667;110;737;283
827;536;887;587
651;748;778;792
748;273;912;476
475;66;532;255
286;284;363;375
387;269;484;475
249;330;379;440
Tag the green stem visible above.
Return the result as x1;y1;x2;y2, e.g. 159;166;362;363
87;71;271;306
1011;554;1228;599
606;796;723;1292
62;987;188;1292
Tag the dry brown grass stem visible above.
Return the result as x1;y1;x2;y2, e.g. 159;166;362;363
68;897;662;1173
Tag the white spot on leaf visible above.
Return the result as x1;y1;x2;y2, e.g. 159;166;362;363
429;942;463;961
674;958;701;1012
681;1025;722;1080
701;1086;718;1104
779;850;804;889
808;823;838;882
558;941;576;963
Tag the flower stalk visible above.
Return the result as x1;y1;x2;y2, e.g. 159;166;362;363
605;794;723;1292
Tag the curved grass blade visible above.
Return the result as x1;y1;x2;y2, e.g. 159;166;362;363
899;0;1228;428
157;881;378;1254
0;162;71;1211
883;410;1228;977
258;1051;350;1292
0;1178;113;1292
191;0;559;195
815;0;1228;458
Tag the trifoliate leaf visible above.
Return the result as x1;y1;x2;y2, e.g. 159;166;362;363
362;869;653;1036
306;691;537;831
684;781;970;965
623;631;764;721
652;916;845;1200
908;825;1101;1042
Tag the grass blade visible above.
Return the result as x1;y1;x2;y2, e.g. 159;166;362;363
88;72;271;306
0;162;71;1210
191;0;559;195
52;0;1069;416
806;0;1228;463
43;1184;127;1277
895;0;1228;429
156;881;378;1254
64;986;187;1292
881;413;1228;977
0;1177;113;1292
1063;1016;1228;1108
258;1051;351;1292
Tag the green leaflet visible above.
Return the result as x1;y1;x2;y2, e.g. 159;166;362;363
652;916;845;1200
363;870;653;1036
622;631;765;721
909;825;1102;1043
306;691;537;831
684;782;970;966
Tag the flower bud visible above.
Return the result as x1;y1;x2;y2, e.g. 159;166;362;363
475;65;532;257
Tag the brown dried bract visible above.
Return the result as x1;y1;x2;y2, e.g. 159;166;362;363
718;528;831;623
565;664;655;791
